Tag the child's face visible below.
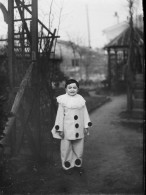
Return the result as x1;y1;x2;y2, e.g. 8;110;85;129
66;83;78;96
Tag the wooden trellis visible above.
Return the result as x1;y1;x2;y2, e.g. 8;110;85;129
0;0;59;165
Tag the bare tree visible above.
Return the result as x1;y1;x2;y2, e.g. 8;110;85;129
67;33;92;81
126;0;143;111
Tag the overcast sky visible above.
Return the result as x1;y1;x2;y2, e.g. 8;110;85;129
0;0;143;48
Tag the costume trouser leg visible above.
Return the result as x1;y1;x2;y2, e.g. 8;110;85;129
60;138;84;170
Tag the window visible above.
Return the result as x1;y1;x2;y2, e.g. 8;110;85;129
72;59;79;67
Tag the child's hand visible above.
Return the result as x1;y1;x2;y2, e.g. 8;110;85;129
59;131;64;139
84;128;90;136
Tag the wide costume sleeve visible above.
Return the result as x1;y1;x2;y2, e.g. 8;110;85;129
54;103;64;132
51;103;64;139
84;104;92;129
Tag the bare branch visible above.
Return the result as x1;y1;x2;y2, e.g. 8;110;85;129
49;0;54;30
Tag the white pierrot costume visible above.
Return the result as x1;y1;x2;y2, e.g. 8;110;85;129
51;93;92;170
51;93;92;140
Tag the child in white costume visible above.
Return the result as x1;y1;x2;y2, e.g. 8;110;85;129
51;79;92;174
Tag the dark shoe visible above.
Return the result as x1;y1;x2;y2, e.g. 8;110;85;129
74;166;84;175
62;168;72;175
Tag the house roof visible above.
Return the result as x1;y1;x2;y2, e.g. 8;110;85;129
102;21;129;39
104;25;144;49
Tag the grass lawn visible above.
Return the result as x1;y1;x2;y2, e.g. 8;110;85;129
85;95;110;113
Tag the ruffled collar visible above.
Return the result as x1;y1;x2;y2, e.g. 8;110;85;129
56;93;86;109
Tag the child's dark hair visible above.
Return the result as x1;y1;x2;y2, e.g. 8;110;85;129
65;79;79;88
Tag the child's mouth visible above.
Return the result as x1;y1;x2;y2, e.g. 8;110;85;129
70;92;75;95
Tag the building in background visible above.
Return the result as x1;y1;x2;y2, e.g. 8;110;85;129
55;40;107;82
103;14;143;44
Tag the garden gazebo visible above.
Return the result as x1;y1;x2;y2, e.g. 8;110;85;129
104;25;144;90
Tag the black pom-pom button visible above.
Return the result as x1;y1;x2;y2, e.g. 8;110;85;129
74;115;78;120
76;133;79;138
75;159;81;165
75;123;79;128
64;161;71;168
88;122;92;127
55;125;59;130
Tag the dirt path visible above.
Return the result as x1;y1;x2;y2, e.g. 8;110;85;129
7;95;143;195
83;95;143;194
36;95;143;195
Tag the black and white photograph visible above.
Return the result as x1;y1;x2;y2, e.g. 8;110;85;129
0;0;144;194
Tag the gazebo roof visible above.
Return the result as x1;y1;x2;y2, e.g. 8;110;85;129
104;26;144;49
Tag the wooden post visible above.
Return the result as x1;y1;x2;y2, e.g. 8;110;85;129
8;0;14;88
31;0;41;161
115;49;118;89
107;49;111;89
31;0;38;59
